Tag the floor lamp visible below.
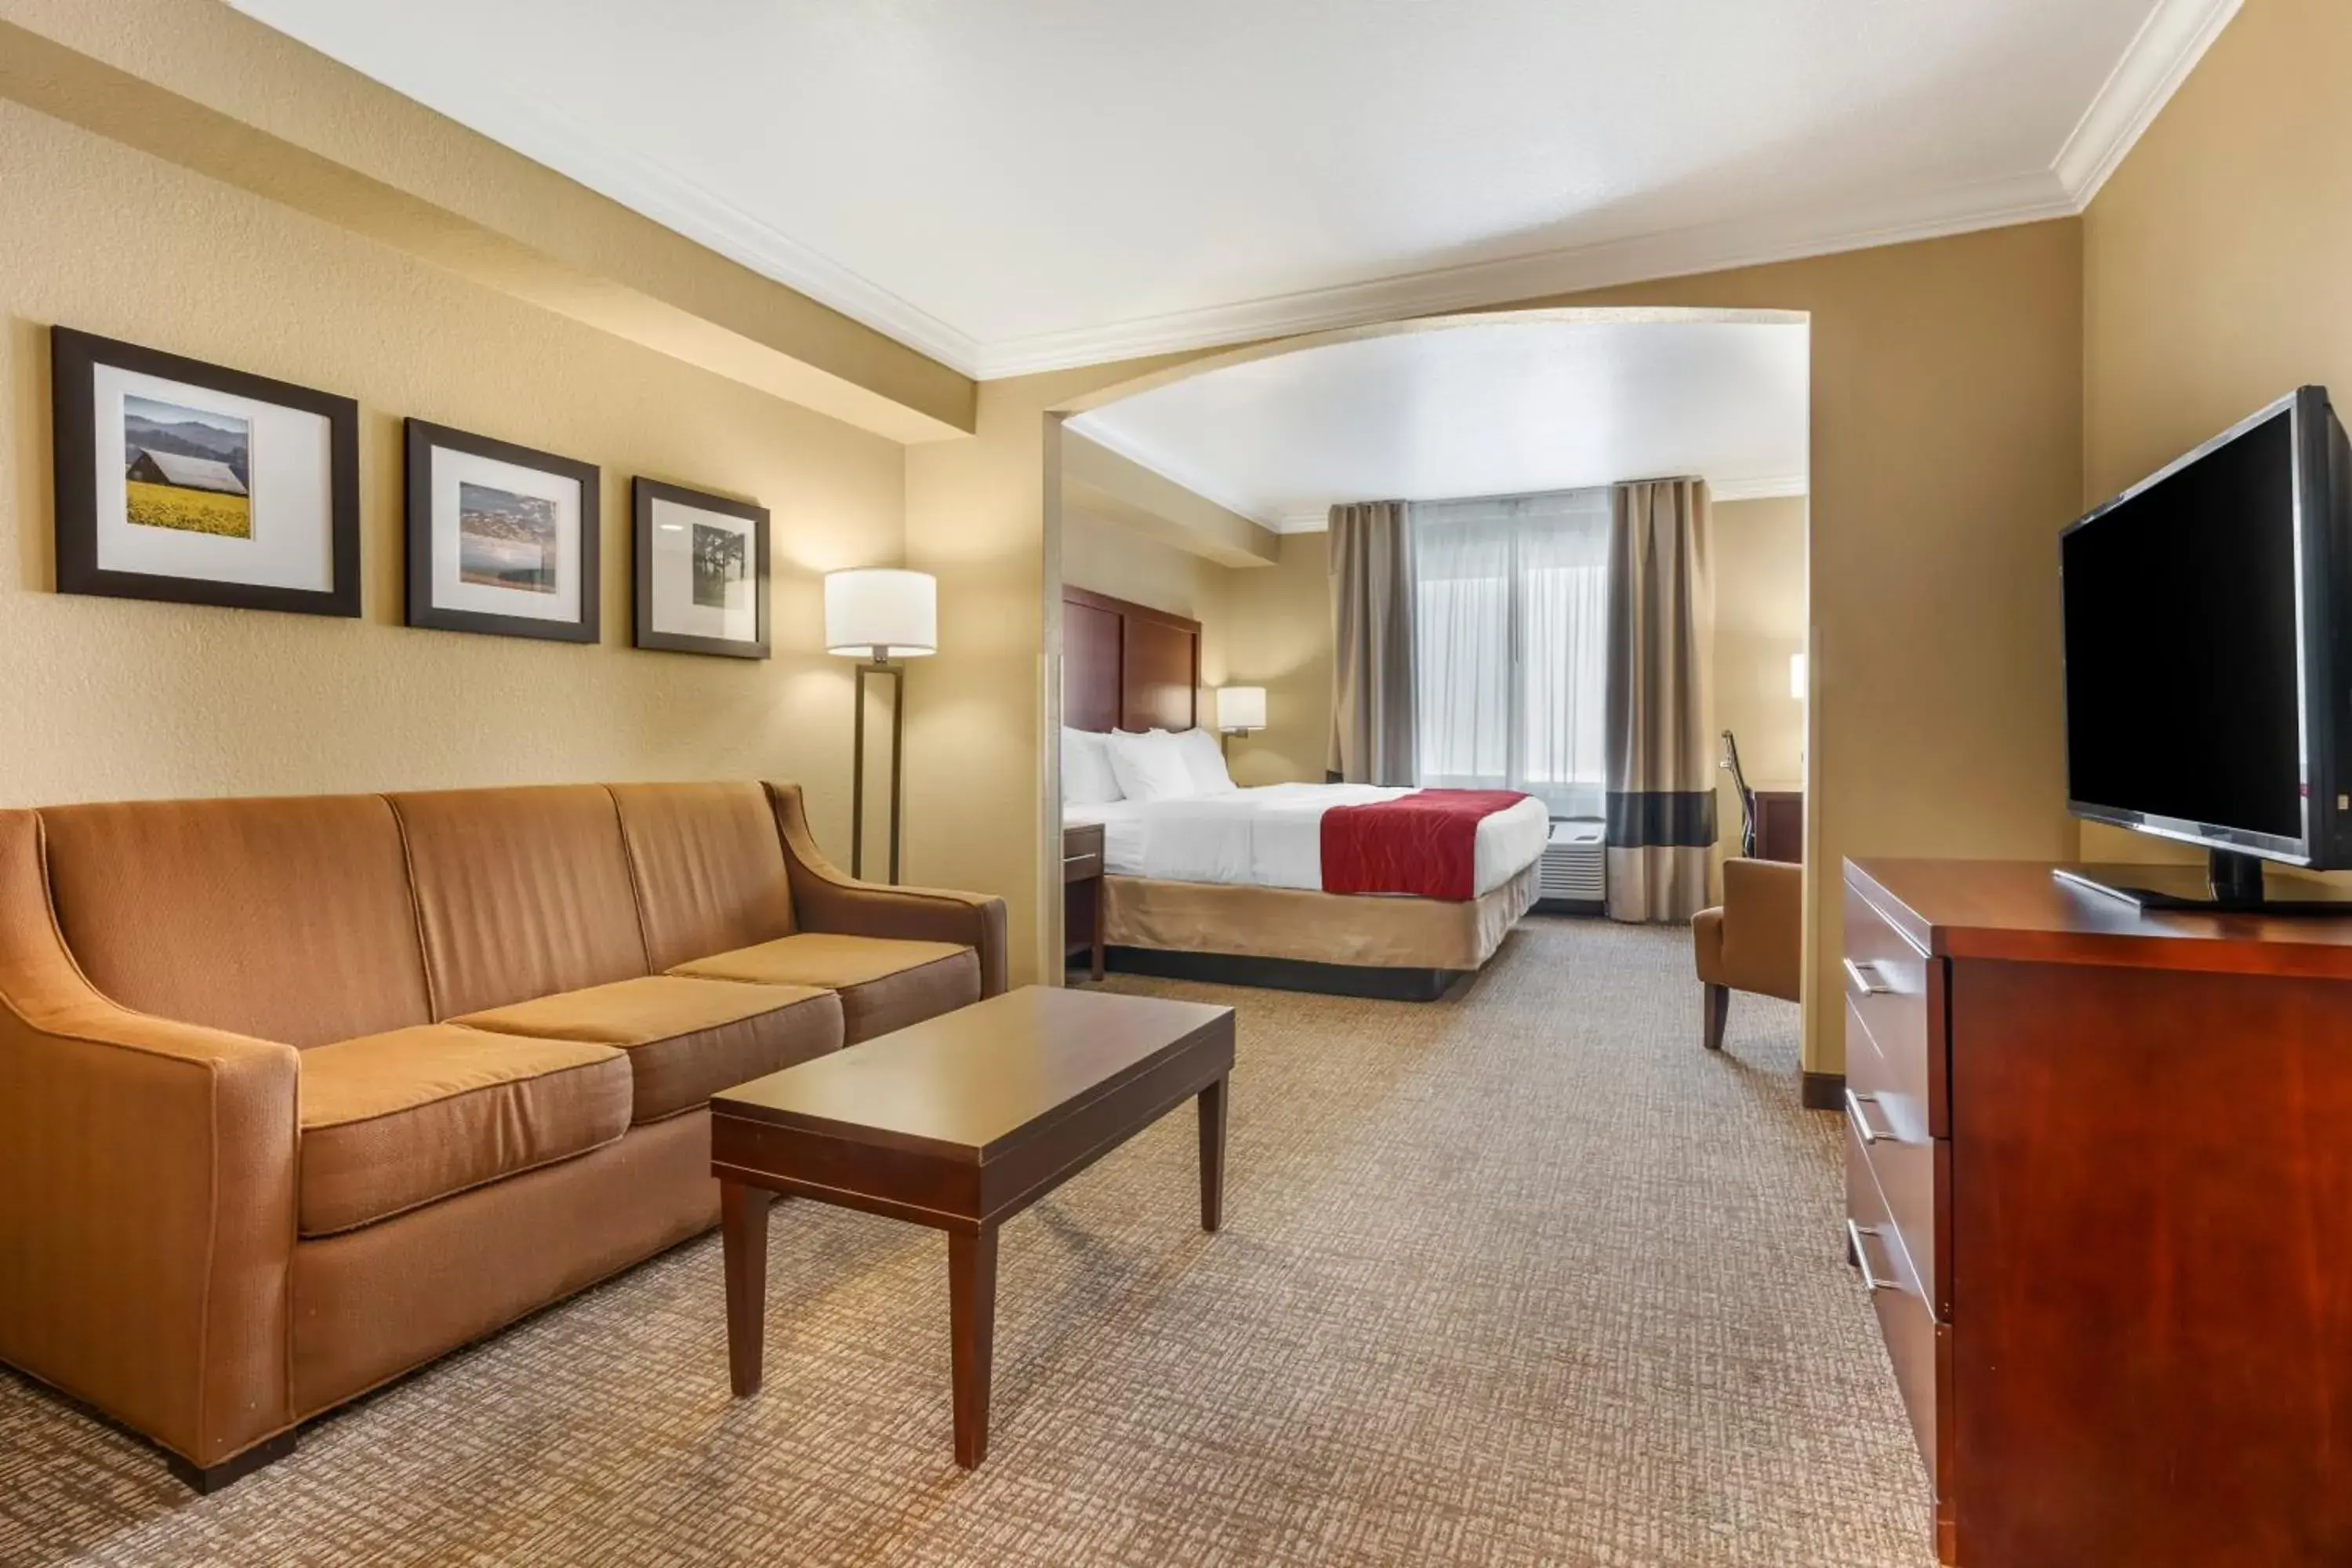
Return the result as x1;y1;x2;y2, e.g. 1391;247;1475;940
825;568;936;883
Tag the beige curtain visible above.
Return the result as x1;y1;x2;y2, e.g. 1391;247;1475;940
1327;501;1418;785
1604;479;1715;923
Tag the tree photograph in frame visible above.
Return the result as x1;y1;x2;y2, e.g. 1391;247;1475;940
405;419;600;643
632;477;769;659
50;326;360;616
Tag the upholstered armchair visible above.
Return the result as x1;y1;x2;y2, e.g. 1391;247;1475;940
1693;857;1802;1050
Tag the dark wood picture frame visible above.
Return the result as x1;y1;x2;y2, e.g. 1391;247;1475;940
404;419;601;643
631;477;771;659
49;325;361;617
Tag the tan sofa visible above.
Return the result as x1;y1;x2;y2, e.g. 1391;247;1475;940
1693;856;1802;1050
0;780;1005;1490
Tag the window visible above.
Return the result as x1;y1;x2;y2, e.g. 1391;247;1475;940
1412;488;1610;816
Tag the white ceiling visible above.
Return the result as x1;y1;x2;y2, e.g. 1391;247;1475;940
229;0;2235;380
1068;314;1809;530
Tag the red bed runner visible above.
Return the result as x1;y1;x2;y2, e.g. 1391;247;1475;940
1320;789;1530;902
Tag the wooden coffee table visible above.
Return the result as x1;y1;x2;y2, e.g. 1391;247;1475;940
710;985;1235;1468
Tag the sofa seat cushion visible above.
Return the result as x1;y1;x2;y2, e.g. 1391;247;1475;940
455;975;844;1123
669;933;981;1044
298;1025;631;1237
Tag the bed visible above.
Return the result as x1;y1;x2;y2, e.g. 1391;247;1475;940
1062;585;1546;998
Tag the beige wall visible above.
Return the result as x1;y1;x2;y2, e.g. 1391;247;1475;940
0;95;906;858
1711;495;1809;891
1219;532;1330;786
1062;506;1230;626
1061;505;1232;721
903;368;1194;988
1062;432;1277;567
1062;506;1326;789
1058;506;1325;832
2080;0;2346;869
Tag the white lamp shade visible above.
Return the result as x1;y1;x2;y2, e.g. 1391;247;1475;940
1789;652;1807;700
825;568;936;658
1217;686;1267;731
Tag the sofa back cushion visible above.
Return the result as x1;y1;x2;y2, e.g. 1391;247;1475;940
611;782;795;972
40;794;432;1047
389;786;649;1018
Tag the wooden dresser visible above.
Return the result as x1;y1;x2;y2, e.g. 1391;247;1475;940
1843;858;2352;1566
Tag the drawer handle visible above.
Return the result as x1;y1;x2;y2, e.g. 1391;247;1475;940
1842;957;1892;997
1845;1087;1896;1145
1847;1218;1896;1294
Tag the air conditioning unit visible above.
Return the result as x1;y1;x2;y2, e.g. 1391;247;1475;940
1534;819;1606;914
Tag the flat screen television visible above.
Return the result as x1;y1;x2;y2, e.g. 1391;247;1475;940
2059;386;2352;912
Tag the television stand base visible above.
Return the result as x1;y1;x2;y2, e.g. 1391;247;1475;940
2056;849;2352;916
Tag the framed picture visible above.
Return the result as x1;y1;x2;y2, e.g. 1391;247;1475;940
50;326;360;616
632;478;770;659
405;419;599;642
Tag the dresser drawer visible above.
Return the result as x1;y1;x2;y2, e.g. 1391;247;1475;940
1847;1111;1950;1504
1843;876;1950;1138
1842;1011;1951;1320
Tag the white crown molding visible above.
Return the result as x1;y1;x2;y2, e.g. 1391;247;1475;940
238;0;2238;390
1710;474;1811;503
982;0;2240;379
224;2;988;376
2053;0;2241;205
1274;510;1331;535
1062;413;1283;528
972;170;2078;378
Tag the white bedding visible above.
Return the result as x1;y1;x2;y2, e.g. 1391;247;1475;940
1064;784;1552;898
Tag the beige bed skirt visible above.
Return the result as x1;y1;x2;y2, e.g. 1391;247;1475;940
1102;861;1542;973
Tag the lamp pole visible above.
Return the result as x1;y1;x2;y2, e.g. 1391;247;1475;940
850;647;906;884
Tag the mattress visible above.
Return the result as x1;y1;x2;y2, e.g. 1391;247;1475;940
1063;784;1552;898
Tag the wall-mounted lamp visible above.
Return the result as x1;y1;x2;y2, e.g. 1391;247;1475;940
824;568;937;884
1216;686;1266;756
1216;686;1267;735
1788;652;1806;702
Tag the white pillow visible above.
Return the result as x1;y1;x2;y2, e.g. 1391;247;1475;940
1105;728;1197;802
1062;728;1124;806
1170;725;1238;795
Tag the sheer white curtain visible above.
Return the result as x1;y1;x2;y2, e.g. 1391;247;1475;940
1411;488;1610;816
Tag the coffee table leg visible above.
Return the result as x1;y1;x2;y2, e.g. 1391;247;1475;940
948;1225;998;1468
1198;1075;1228;1232
721;1180;771;1398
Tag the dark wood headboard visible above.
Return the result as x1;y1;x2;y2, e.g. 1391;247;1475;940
1062;585;1201;732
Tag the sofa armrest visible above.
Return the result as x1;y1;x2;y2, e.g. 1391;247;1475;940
0;810;298;1469
764;783;1011;997
1714;856;1804;1004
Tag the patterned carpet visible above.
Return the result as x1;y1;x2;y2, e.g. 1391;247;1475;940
0;916;1935;1567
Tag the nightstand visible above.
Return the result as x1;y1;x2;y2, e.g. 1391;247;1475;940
1062;821;1105;982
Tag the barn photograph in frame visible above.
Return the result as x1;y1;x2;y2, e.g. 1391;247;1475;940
49;326;360;616
632;477;769;659
405;419;600;643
